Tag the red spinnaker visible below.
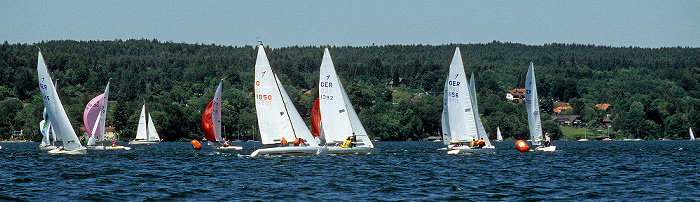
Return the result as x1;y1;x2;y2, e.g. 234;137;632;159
310;98;321;137
201;99;216;143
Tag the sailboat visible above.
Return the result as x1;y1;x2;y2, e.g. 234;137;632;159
202;80;242;150
496;127;503;141
37;50;86;155
83;81;130;150
442;47;495;154
690;127;696;141
525;62;555;151
250;44;327;157
128;104;161;145
317;48;379;155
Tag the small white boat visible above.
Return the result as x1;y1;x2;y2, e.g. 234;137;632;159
129;104;161;145
317;48;378;155
251;146;328;157
250;44;325;157
84;81;130;150
446;146;496;154
37;50;86;155
441;47;495;154
524;62;555;152
201;80;243;151
496;127;503;142
690;127;695;141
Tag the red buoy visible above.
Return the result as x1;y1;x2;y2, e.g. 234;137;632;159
515;140;530;153
191;139;202;150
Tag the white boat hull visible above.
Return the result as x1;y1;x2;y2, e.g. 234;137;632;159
251;146;327;157
447;146;496;154
39;145;58;150
213;146;243;150
128;140;160;145
87;145;131;150
534;146;556;152
47;147;87;155
327;146;379;155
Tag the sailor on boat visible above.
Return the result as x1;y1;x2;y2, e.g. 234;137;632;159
543;133;551;147
342;136;353;148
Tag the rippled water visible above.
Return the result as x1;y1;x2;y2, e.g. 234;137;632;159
1;140;699;201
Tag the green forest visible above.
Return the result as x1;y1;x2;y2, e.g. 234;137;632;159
1;39;699;142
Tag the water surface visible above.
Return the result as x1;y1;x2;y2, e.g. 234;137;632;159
1;141;699;201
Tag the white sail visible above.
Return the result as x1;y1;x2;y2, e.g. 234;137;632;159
135;105;148;140
147;113;160;141
37;51;83;151
99;81;109;142
441;77;451;145
525;62;543;146
497;127;503;141
254;45;318;146
213;80;223;141
445;47;478;143
690;127;695;140
318;48;373;147
470;73;492;147
39;120;51;146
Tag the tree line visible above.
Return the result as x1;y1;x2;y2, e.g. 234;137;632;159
0;39;698;142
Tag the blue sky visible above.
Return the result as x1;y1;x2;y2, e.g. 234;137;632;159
2;1;698;48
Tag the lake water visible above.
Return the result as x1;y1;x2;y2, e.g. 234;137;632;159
1;140;699;201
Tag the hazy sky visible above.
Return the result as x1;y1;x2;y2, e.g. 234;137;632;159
2;1;699;48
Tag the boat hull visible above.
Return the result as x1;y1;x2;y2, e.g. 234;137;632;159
87;145;131;150
534;146;556;152
39;145;58;150
447;146;496;154
327;146;379;155
128;140;160;145
47;147;87;155
213;146;243;150
251;146;327;157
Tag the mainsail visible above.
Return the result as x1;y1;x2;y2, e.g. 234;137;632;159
135;105;148;140
525;62;543;146
497;127;503;141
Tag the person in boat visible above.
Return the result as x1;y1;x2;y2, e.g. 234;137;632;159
111;141;117;147
543;133;551;147
222;141;230;147
351;133;357;147
294;138;306;146
477;138;485;148
342;136;353;148
471;138;477;148
280;137;288;147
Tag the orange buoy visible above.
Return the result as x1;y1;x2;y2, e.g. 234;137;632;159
515;140;530;153
191;139;202;150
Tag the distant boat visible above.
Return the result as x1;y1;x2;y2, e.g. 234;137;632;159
317;48;378;155
202;80;241;150
496;127;503;141
37;50;86;155
442;47;495;154
690;127;695;141
129;104;161;145
250;44;327;157
525;62;555;152
83;81;130;150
